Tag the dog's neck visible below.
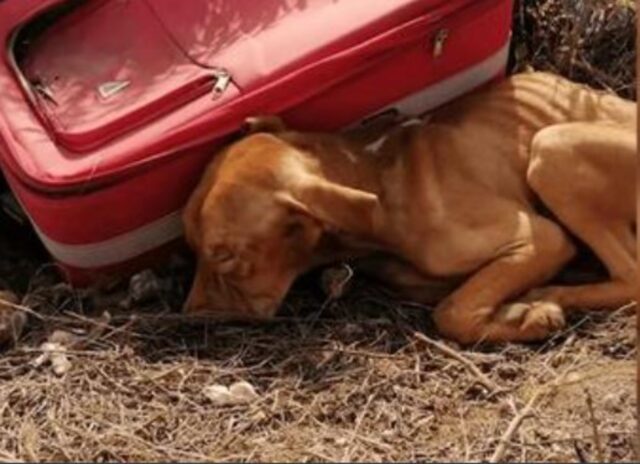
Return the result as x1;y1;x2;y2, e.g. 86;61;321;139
289;132;387;195
279;131;399;250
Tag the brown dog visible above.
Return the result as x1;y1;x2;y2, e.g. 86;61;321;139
183;71;637;344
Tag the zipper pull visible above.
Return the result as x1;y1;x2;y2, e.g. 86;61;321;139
212;70;232;99
433;28;449;58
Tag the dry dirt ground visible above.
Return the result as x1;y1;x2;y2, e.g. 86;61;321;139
0;0;637;462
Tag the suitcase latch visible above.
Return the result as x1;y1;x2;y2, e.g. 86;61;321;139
433;29;449;58
97;80;131;100
212;69;232;99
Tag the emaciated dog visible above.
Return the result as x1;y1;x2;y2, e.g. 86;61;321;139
183;72;637;345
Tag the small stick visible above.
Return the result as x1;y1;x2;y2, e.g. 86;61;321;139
459;408;471;462
574;441;588;463
584;388;605;463
0;297;44;321
414;332;503;394
489;390;543;463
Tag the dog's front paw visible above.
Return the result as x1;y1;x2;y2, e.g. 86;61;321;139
500;301;566;340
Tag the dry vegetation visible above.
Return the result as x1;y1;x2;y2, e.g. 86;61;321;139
0;0;637;462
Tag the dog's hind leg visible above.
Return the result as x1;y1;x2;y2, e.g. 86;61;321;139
524;122;637;310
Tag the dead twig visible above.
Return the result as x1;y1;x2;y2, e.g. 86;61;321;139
0;297;44;321
574;441;588;463
489;389;545;463
584;388;605;463
414;332;503;394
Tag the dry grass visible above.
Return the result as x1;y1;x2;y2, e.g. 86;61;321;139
0;0;637;461
512;0;636;99
0;269;635;462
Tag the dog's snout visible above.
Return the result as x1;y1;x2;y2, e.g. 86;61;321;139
250;296;279;319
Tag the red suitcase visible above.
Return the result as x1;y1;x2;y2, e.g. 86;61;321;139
0;0;513;286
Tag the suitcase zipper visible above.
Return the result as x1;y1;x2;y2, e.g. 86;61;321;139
212;69;232;99
432;28;450;58
80;68;234;150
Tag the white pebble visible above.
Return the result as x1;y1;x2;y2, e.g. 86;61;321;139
204;381;259;406
229;381;259;403
203;385;234;406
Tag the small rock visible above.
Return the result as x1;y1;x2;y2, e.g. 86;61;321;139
31;328;82;376
51;350;72;376
203;385;235;406
203;381;260;406
48;330;80;347
32;341;71;376
565;372;584;384
129;270;163;304
229;381;259;403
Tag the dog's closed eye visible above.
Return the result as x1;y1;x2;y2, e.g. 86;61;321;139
283;220;305;239
208;245;237;274
210;245;234;262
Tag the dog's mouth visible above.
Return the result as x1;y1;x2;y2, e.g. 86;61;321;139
243;295;281;319
184;280;283;320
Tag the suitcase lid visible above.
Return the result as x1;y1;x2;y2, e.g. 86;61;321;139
147;0;441;87
19;0;440;153
0;0;510;191
20;0;238;152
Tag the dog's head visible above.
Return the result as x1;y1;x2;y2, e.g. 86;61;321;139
184;182;324;319
183;118;379;319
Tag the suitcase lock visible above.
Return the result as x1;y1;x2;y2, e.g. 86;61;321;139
433;28;449;58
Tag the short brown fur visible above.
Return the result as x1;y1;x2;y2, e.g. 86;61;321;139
184;72;637;345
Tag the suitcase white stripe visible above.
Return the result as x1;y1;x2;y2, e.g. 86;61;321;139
31;210;185;269
366;39;511;119
31;39;511;269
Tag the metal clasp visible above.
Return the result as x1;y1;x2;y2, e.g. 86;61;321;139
433;28;449;58
212;69;232;99
97;80;131;100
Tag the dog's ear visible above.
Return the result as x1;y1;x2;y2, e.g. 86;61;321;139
281;176;380;235
183;157;223;250
243;115;287;135
183;187;205;250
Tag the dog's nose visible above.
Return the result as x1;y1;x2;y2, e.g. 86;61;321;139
250;296;280;319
